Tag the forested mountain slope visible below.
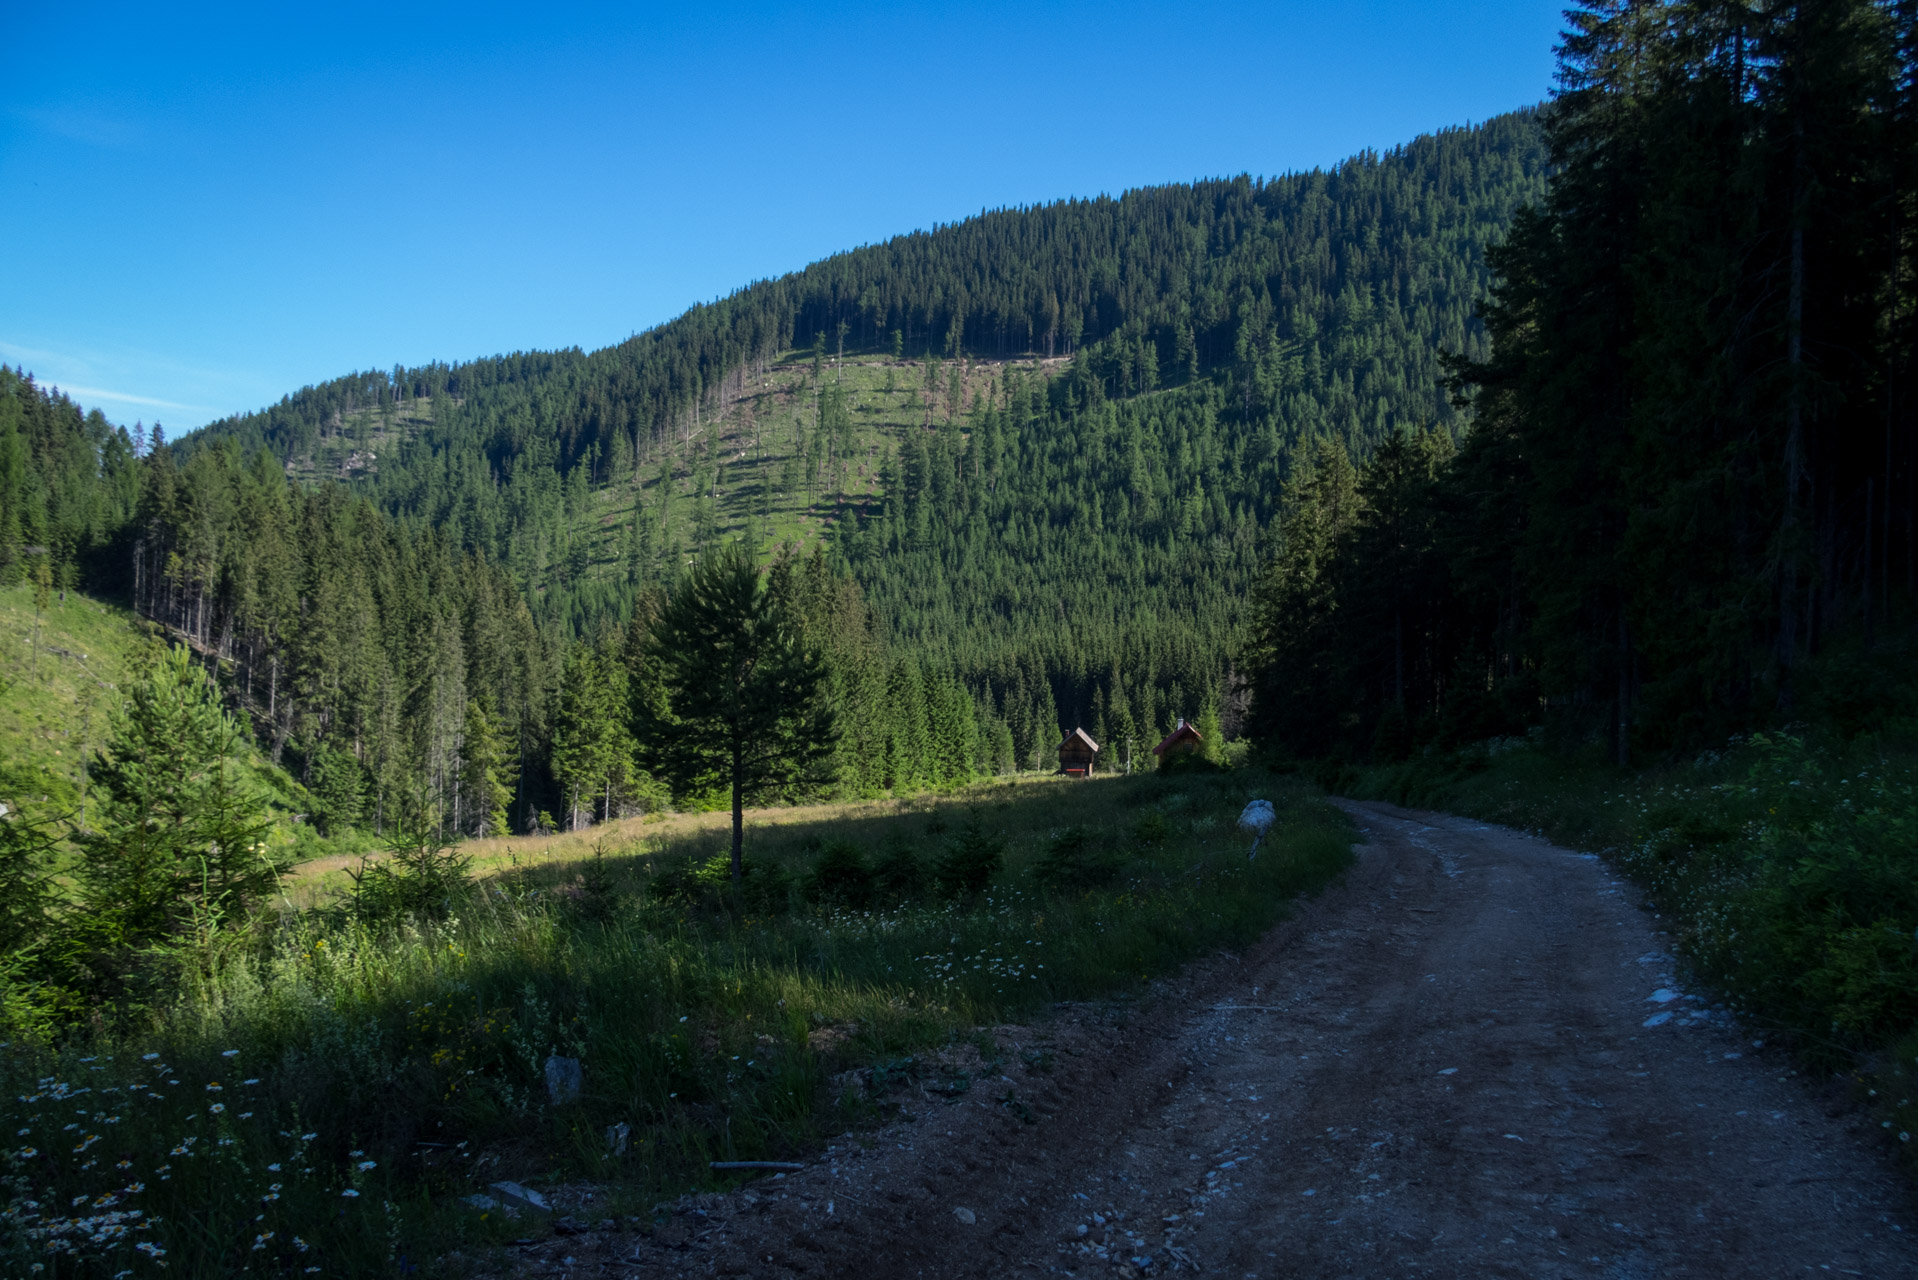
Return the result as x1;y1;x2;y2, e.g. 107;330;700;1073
4;110;1547;831
176;112;1547;744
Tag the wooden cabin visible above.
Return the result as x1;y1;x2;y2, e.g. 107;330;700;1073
1152;718;1203;761
1057;727;1100;777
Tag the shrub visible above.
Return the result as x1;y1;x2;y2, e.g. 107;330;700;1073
870;843;925;905
569;846;625;922
1694;735;1918;1054
934;814;1003;898
1157;750;1221;775
1133;810;1170;845
347;829;472;923
744;858;793;916
1308;756;1358;796
803;841;874;909
1033;825;1119;891
647;851;727;905
1370;703;1412;762
649;850;791;914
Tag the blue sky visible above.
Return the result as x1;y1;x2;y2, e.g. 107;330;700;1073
1;2;1564;430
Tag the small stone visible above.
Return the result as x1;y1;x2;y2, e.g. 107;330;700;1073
465;1194;500;1210
953;1206;976;1225
490;1181;552;1212
545;1055;583;1105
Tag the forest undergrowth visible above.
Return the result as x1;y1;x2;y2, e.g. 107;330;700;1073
0;770;1348;1278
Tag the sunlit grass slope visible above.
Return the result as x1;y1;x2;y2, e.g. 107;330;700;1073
0;584;145;813
0;584;310;829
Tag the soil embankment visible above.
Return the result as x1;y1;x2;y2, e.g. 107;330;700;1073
493;802;1917;1278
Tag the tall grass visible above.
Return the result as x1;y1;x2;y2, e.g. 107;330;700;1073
0;771;1349;1277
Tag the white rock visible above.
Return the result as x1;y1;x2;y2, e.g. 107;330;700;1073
490;1181;552;1212
1237;800;1276;835
1238;799;1277;858
545;1054;582;1104
953;1206;976;1225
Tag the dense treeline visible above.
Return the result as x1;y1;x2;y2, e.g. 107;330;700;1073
130;433;550;834
0;366;140;592
843;371;1262;766
0;374;997;836
176;113;1548;754
1246;0;1918;764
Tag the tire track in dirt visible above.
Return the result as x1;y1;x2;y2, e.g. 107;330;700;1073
492;802;1917;1278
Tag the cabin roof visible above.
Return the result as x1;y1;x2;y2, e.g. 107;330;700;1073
1151;720;1203;756
1059;726;1100;754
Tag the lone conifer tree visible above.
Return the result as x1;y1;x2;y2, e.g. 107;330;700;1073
645;543;836;882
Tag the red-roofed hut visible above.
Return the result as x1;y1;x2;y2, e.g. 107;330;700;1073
1152;718;1203;761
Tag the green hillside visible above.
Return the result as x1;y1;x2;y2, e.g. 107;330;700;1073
0;584;307;822
312;348;1063;583
166;111;1549;756
0;584;138;813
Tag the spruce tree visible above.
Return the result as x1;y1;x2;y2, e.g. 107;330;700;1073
644;543;836;881
77;645;279;950
551;647;617;830
460;698;515;836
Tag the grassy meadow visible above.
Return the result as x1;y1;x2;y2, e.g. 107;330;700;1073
0;768;1351;1277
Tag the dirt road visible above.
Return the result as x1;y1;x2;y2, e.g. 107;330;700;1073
501;802;1917;1278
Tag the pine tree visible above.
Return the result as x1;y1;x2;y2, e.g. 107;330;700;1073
1242;439;1361;757
0;802;60;960
644;544;837;881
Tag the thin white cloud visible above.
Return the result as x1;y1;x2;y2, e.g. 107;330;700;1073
54;384;206;413
0;338;65;367
0;337;228;422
